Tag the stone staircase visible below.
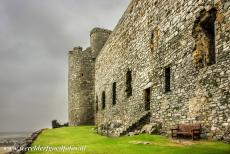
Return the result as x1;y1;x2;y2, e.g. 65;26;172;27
119;111;151;136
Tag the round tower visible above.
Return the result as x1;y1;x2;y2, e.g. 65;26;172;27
68;46;95;126
90;27;112;58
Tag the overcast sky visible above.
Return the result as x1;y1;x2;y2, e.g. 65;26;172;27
0;0;130;132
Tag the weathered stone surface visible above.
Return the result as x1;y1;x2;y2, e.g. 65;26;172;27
68;0;230;142
68;28;111;126
141;123;160;135
94;0;230;140
224;2;230;11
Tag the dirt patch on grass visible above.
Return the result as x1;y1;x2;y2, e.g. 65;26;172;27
129;140;152;145
171;139;195;146
129;140;186;147
170;139;214;146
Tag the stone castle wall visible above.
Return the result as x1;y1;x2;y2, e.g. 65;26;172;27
68;28;111;126
95;0;230;140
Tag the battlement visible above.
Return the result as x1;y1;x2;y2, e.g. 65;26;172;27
69;27;111;59
90;27;112;36
69;46;83;54
84;47;92;53
69;46;93;55
73;46;83;51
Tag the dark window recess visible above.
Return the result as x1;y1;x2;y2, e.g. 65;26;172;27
150;32;154;52
126;69;132;97
201;10;216;66
81;73;84;76
96;95;98;113
112;82;117;105
192;8;217;68
102;91;106;110
144;88;151;111
165;67;171;92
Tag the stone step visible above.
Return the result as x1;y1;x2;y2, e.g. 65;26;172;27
119;111;151;136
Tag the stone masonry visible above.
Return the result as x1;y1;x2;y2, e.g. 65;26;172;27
68;0;230;141
68;28;111;126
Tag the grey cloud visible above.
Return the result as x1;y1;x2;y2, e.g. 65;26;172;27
0;0;130;132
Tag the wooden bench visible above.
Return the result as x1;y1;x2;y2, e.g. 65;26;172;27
171;124;201;140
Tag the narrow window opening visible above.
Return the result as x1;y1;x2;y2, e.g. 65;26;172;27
96;95;98;113
150;32;154;52
144;88;151;111
102;91;106;110
81;73;84;76
126;69;132;97
112;82;117;105
165;67;171;92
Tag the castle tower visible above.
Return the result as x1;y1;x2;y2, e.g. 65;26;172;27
68;47;95;126
90;27;112;58
68;27;112;126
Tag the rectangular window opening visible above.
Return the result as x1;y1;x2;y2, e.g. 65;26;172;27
96;95;98;113
102;91;106;110
112;82;117;105
144;88;151;111
126;69;132;97
165;67;171;92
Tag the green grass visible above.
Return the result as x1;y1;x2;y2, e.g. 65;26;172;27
27;126;230;154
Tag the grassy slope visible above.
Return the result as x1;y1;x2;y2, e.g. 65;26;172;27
27;126;230;154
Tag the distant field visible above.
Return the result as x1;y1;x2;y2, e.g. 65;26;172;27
27;126;230;154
